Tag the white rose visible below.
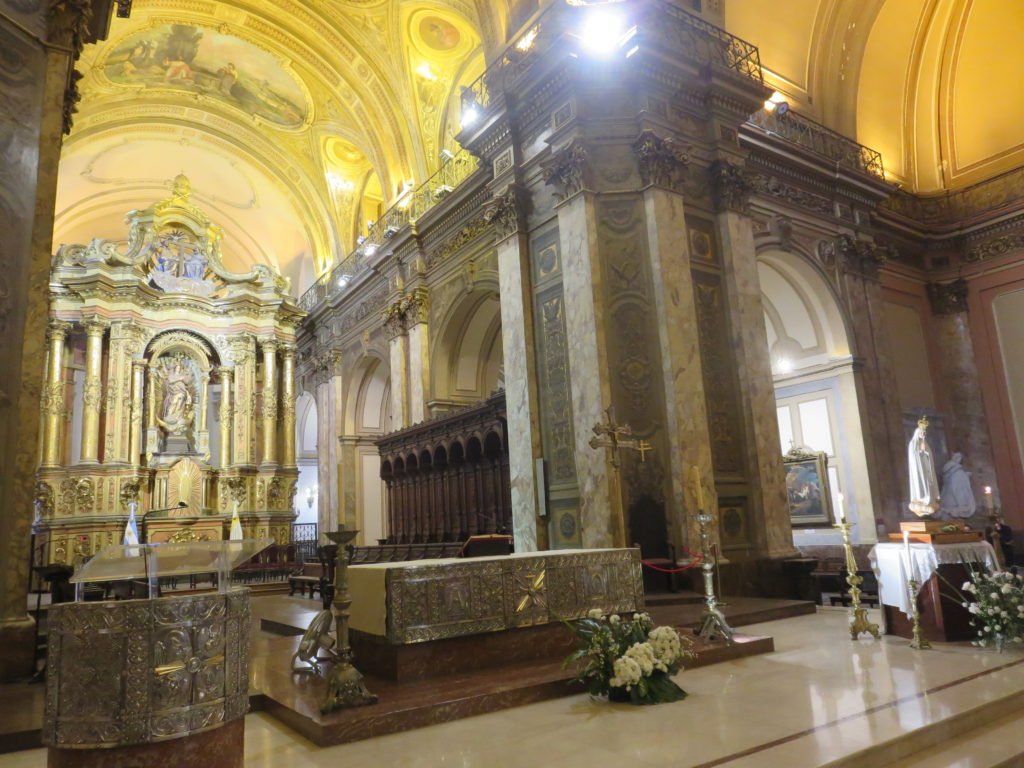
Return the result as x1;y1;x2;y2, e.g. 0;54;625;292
1002;585;1013;594
587;609;605;620
609;614;621;625
610;655;642;690
969;605;979;614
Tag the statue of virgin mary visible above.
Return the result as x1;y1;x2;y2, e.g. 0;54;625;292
908;416;940;517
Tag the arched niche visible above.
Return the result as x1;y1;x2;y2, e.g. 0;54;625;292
757;248;875;547
344;355;392;435
430;289;502;409
294;391;318;525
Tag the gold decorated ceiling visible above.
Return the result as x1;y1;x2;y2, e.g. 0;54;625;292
724;0;1018;193
56;0;508;292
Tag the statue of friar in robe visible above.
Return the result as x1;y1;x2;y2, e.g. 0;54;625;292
939;452;976;519
908;415;940;517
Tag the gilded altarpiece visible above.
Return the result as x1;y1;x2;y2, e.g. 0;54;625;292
35;177;303;563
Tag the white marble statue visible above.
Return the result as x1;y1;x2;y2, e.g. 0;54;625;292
939;452;976;519
907;417;940;517
157;359;195;436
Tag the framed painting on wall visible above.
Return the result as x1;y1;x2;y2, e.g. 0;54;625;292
782;446;833;526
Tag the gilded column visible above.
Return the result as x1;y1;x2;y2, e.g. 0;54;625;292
145;362;159;457
260;339;278;467
229;336;255;466
218;366;233;469
197;370;210;457
280;344;297;468
78;317;107;464
129;357;145;466
405;288;430;425
41;320;72;468
383;302;410;429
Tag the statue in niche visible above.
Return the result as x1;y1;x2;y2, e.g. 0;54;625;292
156;358;195;438
907;416;940;517
939;452;976;519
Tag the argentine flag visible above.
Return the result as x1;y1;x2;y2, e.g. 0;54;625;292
123;501;140;553
229;501;244;541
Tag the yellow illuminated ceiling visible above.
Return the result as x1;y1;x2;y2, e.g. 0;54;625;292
56;0;498;292
724;0;1016;194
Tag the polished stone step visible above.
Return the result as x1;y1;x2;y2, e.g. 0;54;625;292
885;707;1024;768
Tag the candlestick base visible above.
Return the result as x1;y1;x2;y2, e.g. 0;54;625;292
907;578;932;650
833;522;880;641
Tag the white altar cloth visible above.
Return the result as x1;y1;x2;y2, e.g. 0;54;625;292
869;541;998;617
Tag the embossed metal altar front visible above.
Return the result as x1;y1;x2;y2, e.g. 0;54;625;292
385;549;643;644
43;590;249;748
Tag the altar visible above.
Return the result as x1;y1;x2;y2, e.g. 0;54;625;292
346;548;643;680
870;541;998;642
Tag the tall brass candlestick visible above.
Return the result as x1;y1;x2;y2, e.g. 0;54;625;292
321;528;377;713
834;521;880;640
907;576;931;650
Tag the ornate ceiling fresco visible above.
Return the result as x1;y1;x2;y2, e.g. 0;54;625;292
725;0;1016;193
54;0;505;293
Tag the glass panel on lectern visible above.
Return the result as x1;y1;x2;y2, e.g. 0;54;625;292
70;538;274;583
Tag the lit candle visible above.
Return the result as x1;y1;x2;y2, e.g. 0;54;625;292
903;529;912;561
836;492;845;523
693;465;705;512
984;486;994;512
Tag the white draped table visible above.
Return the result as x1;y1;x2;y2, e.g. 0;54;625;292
868;540;998;617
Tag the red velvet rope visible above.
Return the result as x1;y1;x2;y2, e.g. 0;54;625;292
640;547;704;573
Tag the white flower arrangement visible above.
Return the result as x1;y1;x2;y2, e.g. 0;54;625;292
564;610;694;704
957;567;1024;651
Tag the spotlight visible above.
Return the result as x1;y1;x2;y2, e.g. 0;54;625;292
579;9;627;56
356;234;366;245
364;243;378;256
439;149;455;161
764;91;789;114
384;225;400;238
335;275;349;290
776;358;793;374
460;105;480;129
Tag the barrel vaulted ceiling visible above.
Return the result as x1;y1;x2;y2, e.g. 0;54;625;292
55;0;1015;293
725;0;1019;194
54;0;512;292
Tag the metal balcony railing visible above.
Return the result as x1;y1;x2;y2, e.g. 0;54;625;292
299;149;478;313
748;108;885;179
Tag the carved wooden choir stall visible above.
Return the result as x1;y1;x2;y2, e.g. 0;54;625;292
377;392;511;544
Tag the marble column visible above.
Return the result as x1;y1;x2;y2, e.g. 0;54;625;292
405;288;430;425
643;187;716;551
928;280;1000;507
716;209;797;559
218;367;233;469
79;317;107;464
493;196;543;552
314;352;344;534
41;320;72;468
280;345;297;468
385;312;410;429
554;192;622;548
1;0;115;680
260;340;278;467
129;357;145;466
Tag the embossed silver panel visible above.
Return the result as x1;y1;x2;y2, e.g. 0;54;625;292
43;589;249;748
385;549;643;644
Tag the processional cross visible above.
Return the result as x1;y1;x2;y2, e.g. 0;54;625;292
589;405;651;468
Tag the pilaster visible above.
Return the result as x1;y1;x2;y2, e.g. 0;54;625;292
404;288;430;425
491;185;543;552
129;357;145;467
259;339;278;467
384;302;410;429
218;366;234;469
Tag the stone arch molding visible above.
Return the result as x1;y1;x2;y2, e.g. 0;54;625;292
145;329;219;371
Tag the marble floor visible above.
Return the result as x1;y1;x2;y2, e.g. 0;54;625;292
6;608;1024;768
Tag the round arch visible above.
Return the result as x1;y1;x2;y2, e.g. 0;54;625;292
430;289;503;407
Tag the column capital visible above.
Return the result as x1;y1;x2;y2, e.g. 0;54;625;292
217;365;235;378
382;301;407;340
46;319;73;341
483;184;528;238
710;158;754;212
81;316;109;337
403;287;429;328
260;338;279;354
820;234;893;280
632;130;690;191
279;342;298;359
131;355;147;369
927;278;969;316
541;139;590;202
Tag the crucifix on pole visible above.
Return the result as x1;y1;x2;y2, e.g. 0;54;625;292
589;405;652;468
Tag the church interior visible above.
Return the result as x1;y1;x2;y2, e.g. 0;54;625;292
3;0;1024;765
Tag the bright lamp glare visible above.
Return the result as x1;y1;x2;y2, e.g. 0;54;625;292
776;358;793;373
460;106;479;128
580;10;624;55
